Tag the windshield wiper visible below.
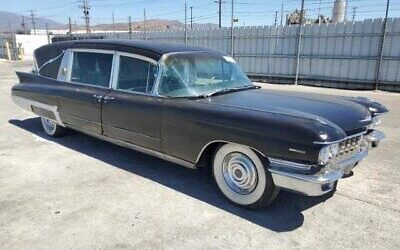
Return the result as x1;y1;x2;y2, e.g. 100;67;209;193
189;85;259;99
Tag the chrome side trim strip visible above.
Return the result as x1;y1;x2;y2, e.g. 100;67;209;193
269;158;314;171
313;131;367;145
288;148;306;154
12;95;65;127
67;125;196;169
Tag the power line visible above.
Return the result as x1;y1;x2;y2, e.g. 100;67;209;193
68;17;72;37
190;6;193;29
144;9;147;39
79;0;91;34
184;2;188;44
352;6;357;21
21;16;26;34
30;10;36;35
128;16;132;39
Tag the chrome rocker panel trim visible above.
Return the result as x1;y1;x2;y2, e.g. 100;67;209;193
12;95;65;127
269;150;368;196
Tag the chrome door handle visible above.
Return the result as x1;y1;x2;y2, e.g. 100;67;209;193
103;96;115;103
93;94;103;102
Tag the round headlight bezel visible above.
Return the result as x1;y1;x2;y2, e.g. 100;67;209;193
318;143;339;165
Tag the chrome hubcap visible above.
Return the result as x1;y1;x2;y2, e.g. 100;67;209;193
42;118;56;133
222;152;258;195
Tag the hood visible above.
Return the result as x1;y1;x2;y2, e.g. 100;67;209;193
197;88;372;134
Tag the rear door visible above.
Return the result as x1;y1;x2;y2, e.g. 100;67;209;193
101;52;162;151
57;49;115;134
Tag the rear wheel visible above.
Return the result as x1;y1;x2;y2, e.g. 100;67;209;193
40;117;67;137
212;143;279;208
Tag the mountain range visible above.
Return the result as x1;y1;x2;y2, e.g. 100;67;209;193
0;11;218;33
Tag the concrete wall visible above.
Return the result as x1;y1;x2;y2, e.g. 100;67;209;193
53;18;400;92
15;34;49;60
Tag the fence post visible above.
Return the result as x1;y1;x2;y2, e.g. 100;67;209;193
375;0;390;91
294;0;305;85
5;41;11;61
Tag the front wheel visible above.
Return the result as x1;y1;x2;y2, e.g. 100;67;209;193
212;143;279;208
40;117;67;137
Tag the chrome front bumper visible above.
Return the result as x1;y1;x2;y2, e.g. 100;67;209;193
365;130;385;148
269;130;384;196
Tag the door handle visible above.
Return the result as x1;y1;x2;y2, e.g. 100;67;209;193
103;96;115;104
93;94;103;102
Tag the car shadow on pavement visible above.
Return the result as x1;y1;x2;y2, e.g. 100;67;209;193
9;117;334;233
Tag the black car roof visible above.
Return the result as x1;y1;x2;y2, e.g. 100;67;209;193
74;39;218;55
34;39;222;68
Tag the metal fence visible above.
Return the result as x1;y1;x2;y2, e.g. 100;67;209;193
0;34;19;60
53;17;400;92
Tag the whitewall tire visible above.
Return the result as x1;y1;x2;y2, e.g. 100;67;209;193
212;143;279;208
40;117;67;137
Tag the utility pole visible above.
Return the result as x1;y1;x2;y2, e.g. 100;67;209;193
352;7;357;22
215;0;222;28
45;23;50;44
21;16;26;34
280;2;284;25
128;16;132;39
317;0;322;17
190;6;193;29
80;0;91;34
30;10;36;35
294;0;305;85
230;0;235;56
68;17;72;38
274;11;278;26
375;0;391;90
184;2;187;44
112;12;115;37
143;9;147;40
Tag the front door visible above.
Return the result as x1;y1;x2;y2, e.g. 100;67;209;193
101;53;162;151
57;50;114;134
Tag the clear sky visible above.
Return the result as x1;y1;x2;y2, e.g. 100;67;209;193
1;0;399;27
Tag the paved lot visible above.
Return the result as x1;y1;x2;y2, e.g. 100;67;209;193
0;60;399;250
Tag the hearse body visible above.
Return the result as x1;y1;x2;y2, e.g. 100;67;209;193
12;40;387;207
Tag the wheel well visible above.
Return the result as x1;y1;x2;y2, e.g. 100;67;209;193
195;141;269;168
195;142;225;168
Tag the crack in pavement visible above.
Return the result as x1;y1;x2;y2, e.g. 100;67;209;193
334;192;400;213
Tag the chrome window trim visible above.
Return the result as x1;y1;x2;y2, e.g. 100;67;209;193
111;52;160;96
313;131;367;145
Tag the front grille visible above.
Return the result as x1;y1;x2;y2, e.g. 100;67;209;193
335;135;364;162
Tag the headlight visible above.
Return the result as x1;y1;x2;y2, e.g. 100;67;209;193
368;115;382;129
318;143;339;165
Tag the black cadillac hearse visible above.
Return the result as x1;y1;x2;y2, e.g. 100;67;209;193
12;40;388;208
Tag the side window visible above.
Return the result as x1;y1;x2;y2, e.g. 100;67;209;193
38;54;63;79
71;52;113;87
116;56;157;94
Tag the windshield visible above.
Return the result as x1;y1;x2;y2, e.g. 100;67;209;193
158;52;253;97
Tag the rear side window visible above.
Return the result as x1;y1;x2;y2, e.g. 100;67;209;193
116;56;157;94
71;52;113;87
38;55;62;79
